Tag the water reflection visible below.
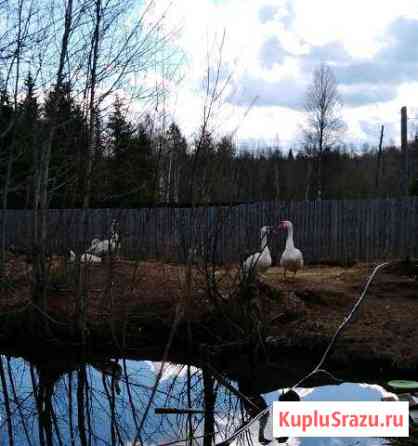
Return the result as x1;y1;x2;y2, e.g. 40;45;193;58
0;355;408;445
260;383;399;446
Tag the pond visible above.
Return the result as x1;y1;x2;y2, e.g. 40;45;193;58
0;355;410;446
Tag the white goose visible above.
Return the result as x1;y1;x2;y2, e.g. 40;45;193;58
69;250;102;264
90;238;101;248
87;220;120;256
241;226;272;278
278;220;303;279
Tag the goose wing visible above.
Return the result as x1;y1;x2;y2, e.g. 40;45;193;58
280;248;303;269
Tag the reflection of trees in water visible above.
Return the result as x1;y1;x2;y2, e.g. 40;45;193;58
0;356;267;446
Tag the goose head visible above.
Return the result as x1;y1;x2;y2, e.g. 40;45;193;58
68;250;76;262
278;220;293;231
261;226;274;239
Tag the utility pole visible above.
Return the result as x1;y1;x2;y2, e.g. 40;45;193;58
375;124;384;194
401;106;409;195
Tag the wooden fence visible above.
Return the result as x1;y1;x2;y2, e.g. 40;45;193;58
1;197;418;264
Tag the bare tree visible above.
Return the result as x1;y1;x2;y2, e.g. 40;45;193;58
302;63;345;199
32;0;75;308
80;0;179;208
0;0;38;276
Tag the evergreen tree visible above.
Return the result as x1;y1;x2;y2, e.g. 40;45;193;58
107;98;155;206
13;73;40;207
42;82;89;207
0;88;13;148
0;88;16;205
159;122;188;203
107;97;133;159
188;128;216;203
212;135;236;202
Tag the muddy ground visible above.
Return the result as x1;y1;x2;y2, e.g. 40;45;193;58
0;255;417;381
261;261;418;381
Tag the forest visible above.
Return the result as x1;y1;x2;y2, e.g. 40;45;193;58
1;2;418;445
2;74;418;210
1;0;418;212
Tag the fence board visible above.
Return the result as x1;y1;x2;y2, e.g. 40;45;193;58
1;197;417;264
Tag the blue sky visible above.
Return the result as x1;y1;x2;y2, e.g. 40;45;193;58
148;0;418;148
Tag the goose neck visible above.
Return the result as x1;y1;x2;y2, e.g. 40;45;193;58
261;231;268;251
285;225;295;249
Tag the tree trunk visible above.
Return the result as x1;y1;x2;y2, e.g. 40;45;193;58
77;367;88;446
202;367;215;446
82;0;101;209
401;106;408;195
375;125;384;195
0;356;14;446
32;0;73;307
0;149;13;278
305;158;313;201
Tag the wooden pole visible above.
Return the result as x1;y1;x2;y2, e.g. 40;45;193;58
401;106;408;195
375;125;384;195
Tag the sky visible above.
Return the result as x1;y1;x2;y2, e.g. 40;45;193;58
148;0;418;149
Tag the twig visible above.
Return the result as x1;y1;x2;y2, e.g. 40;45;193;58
205;364;260;412
211;261;394;445
132;303;183;445
29;302;71;326
293;261;392;388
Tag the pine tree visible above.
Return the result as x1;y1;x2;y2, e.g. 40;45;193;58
13;73;40;207
107;98;155;206
0;87;13;148
163;122;188;203
42;82;89;207
107;97;133;159
0;88;15;204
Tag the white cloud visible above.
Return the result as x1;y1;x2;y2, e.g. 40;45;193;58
291;0;414;58
142;0;418;147
358;383;398;400
146;361;200;381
